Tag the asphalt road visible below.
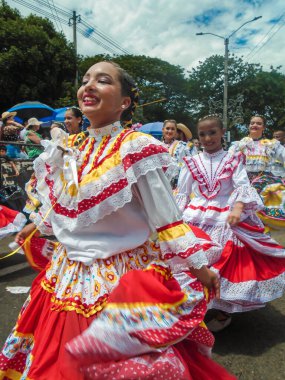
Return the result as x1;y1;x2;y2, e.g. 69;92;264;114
0;237;284;380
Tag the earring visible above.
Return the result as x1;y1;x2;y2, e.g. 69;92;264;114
121;105;125;109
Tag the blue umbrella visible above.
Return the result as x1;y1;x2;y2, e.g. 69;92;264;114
139;122;163;139
8;101;55;123
54;107;68;122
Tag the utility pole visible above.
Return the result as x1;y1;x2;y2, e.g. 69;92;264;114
196;16;262;137
69;11;81;88
223;38;229;132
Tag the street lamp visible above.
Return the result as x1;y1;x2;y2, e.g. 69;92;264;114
196;16;262;135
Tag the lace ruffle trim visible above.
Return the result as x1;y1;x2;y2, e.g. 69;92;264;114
184;152;244;200
159;229;208;269
228;184;264;212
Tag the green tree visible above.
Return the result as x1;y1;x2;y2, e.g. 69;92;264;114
0;1;76;111
186;54;285;136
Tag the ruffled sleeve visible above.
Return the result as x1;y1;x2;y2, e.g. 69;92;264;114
134;169;208;269
228;153;263;213
228;141;240;154
174;162;194;212
28;128;72;235
274;140;285;164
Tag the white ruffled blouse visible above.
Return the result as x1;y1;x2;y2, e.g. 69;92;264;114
176;149;263;225
30;122;208;269
229;137;285;175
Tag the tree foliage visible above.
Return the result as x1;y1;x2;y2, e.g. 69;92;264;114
0;1;76;112
187;54;285;136
1;1;285;138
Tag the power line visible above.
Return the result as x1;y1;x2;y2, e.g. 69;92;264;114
11;0;131;55
245;12;285;60
49;0;65;34
46;0;61;33
12;0;68;25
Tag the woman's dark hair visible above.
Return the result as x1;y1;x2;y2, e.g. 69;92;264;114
51;121;65;130
197;114;225;147
108;62;139;128
163;119;177;128
250;114;266;126
198;114;223;129
67;107;83;127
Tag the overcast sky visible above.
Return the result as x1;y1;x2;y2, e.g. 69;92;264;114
7;0;285;73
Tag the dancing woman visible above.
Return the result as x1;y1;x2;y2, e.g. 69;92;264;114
0;63;235;379
176;115;285;332
229;115;285;234
162;119;195;188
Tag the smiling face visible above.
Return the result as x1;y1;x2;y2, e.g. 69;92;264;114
77;62;131;129
64;109;82;135
249;116;265;139
273;130;285;144
162;122;177;143
197;118;224;153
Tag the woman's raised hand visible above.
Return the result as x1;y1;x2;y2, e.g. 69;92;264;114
15;223;40;245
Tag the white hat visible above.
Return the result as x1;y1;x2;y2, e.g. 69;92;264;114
1;111;17;120
26;117;43;129
177;123;192;140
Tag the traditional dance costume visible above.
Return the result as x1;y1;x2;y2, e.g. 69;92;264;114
0;205;26;239
176;148;285;313
229;137;285;232
163;139;197;189
0;124;235;380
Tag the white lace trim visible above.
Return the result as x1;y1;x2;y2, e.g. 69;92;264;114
175;193;188;212
33;209;54;236
35;154;171;230
159;229;208;269
33;130;171;211
0;213;26;239
228;184;264;212
210;270;285;312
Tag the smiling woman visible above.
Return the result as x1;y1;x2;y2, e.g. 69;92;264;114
0;62;235;380
64;107;83;135
229;115;285;234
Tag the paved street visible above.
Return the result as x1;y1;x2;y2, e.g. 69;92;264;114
0;236;285;380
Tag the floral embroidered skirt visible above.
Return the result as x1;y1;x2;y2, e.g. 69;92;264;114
250;173;285;232
0;238;236;380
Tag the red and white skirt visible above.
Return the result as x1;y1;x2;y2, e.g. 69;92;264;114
0;205;26;240
0;239;235;380
189;219;285;313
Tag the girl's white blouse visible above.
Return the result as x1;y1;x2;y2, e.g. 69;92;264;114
176;149;263;225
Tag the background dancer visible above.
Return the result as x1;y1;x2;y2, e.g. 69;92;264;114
229;116;285;241
176;114;285;332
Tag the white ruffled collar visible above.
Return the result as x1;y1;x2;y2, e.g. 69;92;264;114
88;121;123;140
202;148;225;159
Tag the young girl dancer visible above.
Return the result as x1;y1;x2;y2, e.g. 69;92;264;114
0;64;236;379
176;115;285;332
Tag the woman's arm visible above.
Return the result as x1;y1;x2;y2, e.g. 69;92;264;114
26;131;42;144
227;153;263;224
135;169;219;296
9;161;20;176
175;162;193;211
